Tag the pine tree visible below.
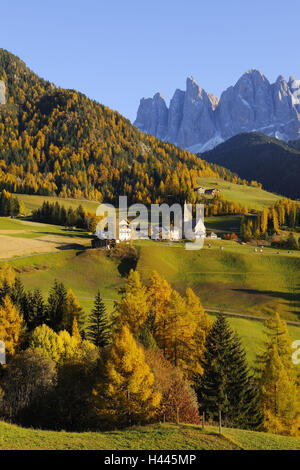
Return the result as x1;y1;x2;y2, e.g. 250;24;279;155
47;280;68;331
24;289;48;331
10;277;26;308
196;313;232;426
196;313;263;430
87;291;110;348
93;325;161;426
226;332;263;429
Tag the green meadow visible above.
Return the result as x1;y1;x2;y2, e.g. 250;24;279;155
2;237;298;366
197;176;284;209
0;421;299;450
15;193;100;215
0;217;91;240
136;239;300;322
1;186;299;366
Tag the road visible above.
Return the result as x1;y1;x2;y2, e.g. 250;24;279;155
77;297;300;327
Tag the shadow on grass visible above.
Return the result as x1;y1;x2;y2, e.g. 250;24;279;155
33;230;92;239
56;243;87;251
232;285;300;318
117;257;138;277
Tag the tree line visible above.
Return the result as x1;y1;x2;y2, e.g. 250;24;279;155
240;198;300;245
0;190;25;216
0;264;298;435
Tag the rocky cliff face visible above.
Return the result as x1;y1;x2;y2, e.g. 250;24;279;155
0;81;5;105
134;92;168;141
134;70;300;152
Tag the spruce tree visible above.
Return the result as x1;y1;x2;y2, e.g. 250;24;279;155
196;313;263;430
87;291;110;348
47;280;68;331
24;289;48;331
10;277;26;308
196;313;231;426
226;333;263;429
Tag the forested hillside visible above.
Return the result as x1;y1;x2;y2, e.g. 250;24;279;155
200;133;300;199
0;49;243;205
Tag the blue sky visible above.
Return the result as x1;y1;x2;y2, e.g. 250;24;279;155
1;0;299;122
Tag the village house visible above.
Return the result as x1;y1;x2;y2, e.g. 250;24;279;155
204;188;220;196
94;217;132;244
152;225;181;241
118;218;132;241
193;186;206;194
206;232;218;239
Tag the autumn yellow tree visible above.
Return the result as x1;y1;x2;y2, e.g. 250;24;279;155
94;326;161;427
0;263;16;288
259;344;299;435
147;273;210;378
257;313;300;436
147;271;172;352
29;324;98;364
61;289;84;333
0;295;23;357
115;270;149;333
184;288;212;373
72;317;81;343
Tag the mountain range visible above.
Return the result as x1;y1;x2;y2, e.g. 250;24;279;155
134;71;300;152
200;132;300;199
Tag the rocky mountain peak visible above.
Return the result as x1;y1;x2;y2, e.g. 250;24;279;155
134;70;300;152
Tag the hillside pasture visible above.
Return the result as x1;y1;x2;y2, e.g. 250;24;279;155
136;239;300;322
15;193;100;215
0;421;299;450
196;176;283;210
0;217;91;259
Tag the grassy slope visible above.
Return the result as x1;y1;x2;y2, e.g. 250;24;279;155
0;217;92;240
15;193;100;215
136;239;300;322
196;176;283;210
1;191;299;363
9;249;124;315
0;422;299;450
3;237;298;365
15;176;283;215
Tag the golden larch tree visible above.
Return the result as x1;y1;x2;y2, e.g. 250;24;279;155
94;325;161;426
0;295;23;357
